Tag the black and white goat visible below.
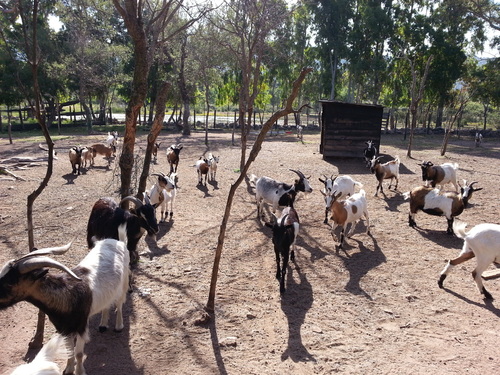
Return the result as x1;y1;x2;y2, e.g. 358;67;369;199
363;140;378;167
319;174;363;224
403;180;482;234
148;172;178;221
68;146;84;175
87;195;159;265
249;169;313;219
265;191;300;294
418;161;459;191
0;224;130;375
166;144;183;173
438;220;500;300
328;189;370;249
370;155;400;196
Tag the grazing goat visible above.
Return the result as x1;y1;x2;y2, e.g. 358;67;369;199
0;224;130;375
208;153;219;181
370;155;400;196
196;157;209;186
363;140;378;167
418;161;459;191
87;196;159;265
148;172;178;221
249;169;313;219
68;146;84;175
152;142;161;163
403;180;482;234
319;174;363;224
81;146;95;168
328;189;370;249
438;220;500;300
265;191;300;294
90;143;115;166
11;334;69;375
166;144;183;173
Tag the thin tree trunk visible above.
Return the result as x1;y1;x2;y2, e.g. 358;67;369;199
206;67;312;313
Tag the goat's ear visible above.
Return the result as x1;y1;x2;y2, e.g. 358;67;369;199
319;177;325;183
472;187;483;192
264;222;274;228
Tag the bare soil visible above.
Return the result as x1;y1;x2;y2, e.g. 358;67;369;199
0;130;499;375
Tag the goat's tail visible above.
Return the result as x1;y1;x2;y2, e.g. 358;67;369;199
354;180;363;189
452;220;468;240
118;223;128;245
394;155;401;165
248;174;259;185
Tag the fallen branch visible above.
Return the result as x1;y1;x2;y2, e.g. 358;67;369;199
0;166;26;181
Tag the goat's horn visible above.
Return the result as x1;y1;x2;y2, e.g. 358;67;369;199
15;243;72;262
151;173;166;177
289;169;305;179
17;256;81;280
120;196;144;209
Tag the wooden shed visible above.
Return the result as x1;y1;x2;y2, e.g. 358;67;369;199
319;100;383;159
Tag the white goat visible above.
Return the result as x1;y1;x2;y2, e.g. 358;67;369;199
370;155;400;196
148;172;178;221
319;175;363;224
208;153;219;181
419;161;459;191
328;189;370;249
105;131;118;147
438;220;500;300
249;169;313;219
0;224;130;375
11;334;70;375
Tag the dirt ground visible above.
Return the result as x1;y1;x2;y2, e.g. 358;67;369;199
0;129;499;375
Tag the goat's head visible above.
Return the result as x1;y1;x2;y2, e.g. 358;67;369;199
460;180;483;206
369;156;382;173
152;172;169;189
319;175;336;195
418;161;434;180
290;169;313;193
365;140;374;149
120;196;159;235
265;214;294;248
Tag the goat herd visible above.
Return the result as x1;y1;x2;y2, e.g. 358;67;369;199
0;135;498;375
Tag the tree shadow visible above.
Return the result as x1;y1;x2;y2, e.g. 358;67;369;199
336;234;386;299
280;265;316;363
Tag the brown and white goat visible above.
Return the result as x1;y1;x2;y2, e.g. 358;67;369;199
370;155;400;196
166;144;183;173
68;146;84;175
403;180;482;234
196;157;209;186
328;189;370;249
418;161;459;191
82;146;95;168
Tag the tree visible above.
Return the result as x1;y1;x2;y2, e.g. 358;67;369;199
206;67;312;314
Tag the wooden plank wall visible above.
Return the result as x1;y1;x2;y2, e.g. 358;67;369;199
320;101;383;159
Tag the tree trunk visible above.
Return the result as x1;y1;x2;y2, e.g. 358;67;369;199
206;67;312;313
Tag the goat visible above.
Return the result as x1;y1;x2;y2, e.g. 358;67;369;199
166;144;183;173
249;169;313;219
475;132;483;147
265;191;300;294
152;142;161;164
296;125;303;141
68;146;84;175
105;131;118;148
87;195;159;265
0;224;130;375
403;180;482;234
90;143;115;166
196;157;209;186
370;155;400;196
319;174;363;224
363;140;378;167
148;172;178;221
328;189;370;249
81;146;95;168
418;161;459;191
438;220;500;300
10;334;69;375
208;153;219;181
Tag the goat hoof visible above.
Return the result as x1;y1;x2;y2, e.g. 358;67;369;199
98;326;108;333
114;328;123;333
